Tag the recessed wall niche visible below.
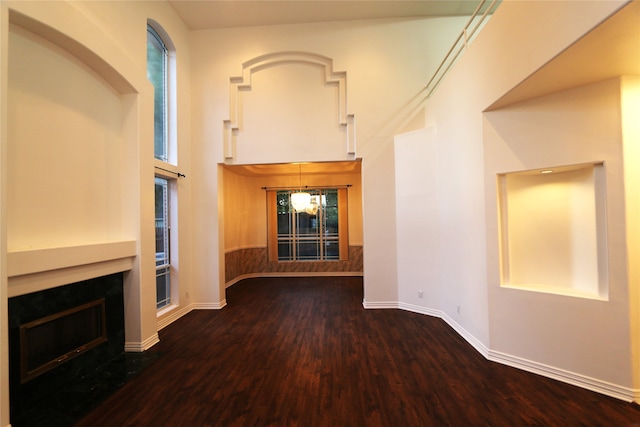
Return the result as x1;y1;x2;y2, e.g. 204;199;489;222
497;162;608;299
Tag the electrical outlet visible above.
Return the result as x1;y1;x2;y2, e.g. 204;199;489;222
457;305;460;313
418;290;424;298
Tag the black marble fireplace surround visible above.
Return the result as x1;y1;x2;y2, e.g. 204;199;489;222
8;273;127;426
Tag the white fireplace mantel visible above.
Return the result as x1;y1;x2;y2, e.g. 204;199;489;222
7;241;136;297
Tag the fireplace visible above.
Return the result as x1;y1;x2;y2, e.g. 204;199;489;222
8;273;125;423
20;298;108;383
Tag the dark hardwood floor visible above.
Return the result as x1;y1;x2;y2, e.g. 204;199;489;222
75;277;640;426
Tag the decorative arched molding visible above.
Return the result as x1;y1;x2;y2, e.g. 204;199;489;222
9;9;137;94
223;51;355;160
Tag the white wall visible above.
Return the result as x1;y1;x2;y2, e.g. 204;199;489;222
0;4;9;425
7;23;125;250
190;16;468;306
412;0;634;399
394;127;442;309
233;62;348;164
1;2;636;425
485;80;631;387
621;76;640;389
499;164;605;297
0;2;192;424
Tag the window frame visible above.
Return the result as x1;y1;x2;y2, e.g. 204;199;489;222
267;188;349;262
148;21;179;312
147;24;169;162
155;176;171;309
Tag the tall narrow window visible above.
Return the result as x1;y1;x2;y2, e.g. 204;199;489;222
155;177;171;309
148;22;177;311
268;188;348;262
147;25;168;162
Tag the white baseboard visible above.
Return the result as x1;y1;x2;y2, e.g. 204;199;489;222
152;300;227;340
440;312;490;358
397;301;442;318
367;300;640;402
398;302;489;357
362;300;398;309
157;304;193;330
192;300;227;309
125;333;159;352
487;349;637;402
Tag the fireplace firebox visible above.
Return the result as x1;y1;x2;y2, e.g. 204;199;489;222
20;298;107;383
8;273;125;425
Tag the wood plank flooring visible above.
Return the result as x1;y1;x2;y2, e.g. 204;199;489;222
75;277;640;426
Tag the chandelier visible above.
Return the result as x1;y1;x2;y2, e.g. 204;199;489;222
291;163;312;213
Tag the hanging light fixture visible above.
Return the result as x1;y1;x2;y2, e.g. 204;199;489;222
304;195;319;215
291;163;311;212
291;192;311;212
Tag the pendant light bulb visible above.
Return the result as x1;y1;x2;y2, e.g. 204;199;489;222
291;163;311;212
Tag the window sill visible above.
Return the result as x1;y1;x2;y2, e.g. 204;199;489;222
157;304;178;317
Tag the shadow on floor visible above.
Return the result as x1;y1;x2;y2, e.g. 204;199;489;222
11;351;162;427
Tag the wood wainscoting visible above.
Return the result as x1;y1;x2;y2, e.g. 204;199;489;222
225;246;363;284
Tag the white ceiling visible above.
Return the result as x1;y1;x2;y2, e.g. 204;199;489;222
168;0;486;30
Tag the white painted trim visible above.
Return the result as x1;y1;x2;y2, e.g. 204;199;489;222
398;302;489;356
125;333;159;353
7;240;136;277
362;300;398;309
156;300;227;332
367;300;640;402
224;51;356;159
157;304;193;331
440;312;490;358
7;258;134;298
7;240;136;297
487;349;637;402
226;271;363;288
192;300;227;310
397;301;442;318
